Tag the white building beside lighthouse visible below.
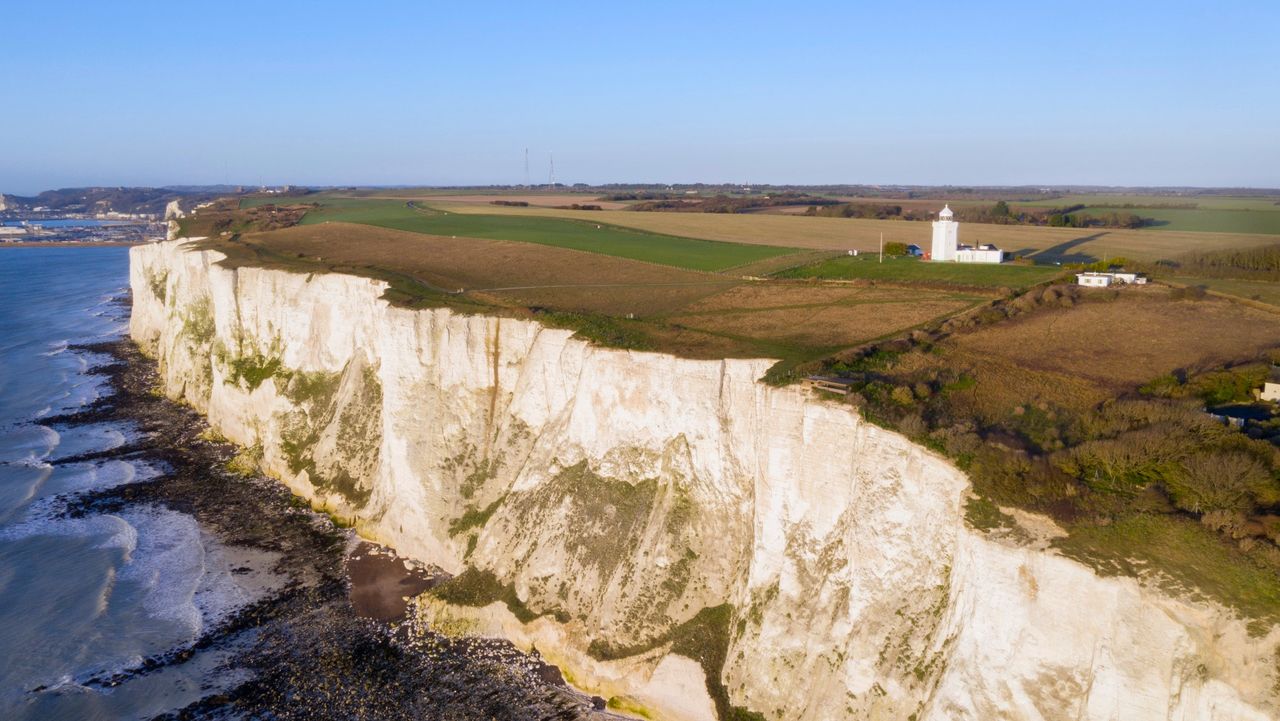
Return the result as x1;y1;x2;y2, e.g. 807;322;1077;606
930;205;1004;264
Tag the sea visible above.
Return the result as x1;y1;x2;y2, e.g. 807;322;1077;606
0;246;613;721
0;247;260;720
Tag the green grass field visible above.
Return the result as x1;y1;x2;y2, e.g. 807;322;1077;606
1004;194;1280;235
775;255;1063;288
1086;206;1280;235
252;197;797;272
1032;194;1280;212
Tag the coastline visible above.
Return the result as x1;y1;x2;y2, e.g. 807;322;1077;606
47;335;618;719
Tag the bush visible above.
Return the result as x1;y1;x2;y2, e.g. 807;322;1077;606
1165;452;1275;514
1192;366;1268;405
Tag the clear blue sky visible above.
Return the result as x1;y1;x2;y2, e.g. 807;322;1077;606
3;0;1277;194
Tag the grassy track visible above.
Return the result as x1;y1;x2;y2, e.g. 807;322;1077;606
285;198;797;272
775;255;1063;288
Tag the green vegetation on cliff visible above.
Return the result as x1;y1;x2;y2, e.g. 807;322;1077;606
426;567;565;624
590;605;763;721
816;284;1280;624
272;361;382;508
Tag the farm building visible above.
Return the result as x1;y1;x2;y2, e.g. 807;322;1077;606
1258;368;1280;403
930;206;1004;264
1075;271;1148;287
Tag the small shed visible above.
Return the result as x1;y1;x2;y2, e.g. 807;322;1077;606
1258;368;1280;403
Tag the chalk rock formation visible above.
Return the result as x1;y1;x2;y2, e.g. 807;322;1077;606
163;199;185;220
163;200;185;240
131;238;1280;721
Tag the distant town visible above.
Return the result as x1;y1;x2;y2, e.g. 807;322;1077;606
0;213;167;244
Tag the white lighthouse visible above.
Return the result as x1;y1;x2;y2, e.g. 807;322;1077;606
930;205;1004;263
931;205;959;261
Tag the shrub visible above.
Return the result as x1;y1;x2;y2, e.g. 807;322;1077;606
1165;452;1274;514
890;385;916;406
1191;366;1268;405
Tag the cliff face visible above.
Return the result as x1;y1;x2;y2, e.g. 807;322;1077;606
131;239;1280;721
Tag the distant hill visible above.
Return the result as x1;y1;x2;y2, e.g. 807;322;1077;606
0;187;238;216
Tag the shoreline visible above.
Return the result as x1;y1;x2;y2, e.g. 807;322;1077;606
44;335;618;720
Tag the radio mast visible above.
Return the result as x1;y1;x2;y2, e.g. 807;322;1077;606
523;148;529;187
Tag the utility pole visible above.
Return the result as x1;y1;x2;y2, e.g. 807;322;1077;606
879;233;884;263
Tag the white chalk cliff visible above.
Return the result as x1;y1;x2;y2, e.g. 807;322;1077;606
131;239;1280;721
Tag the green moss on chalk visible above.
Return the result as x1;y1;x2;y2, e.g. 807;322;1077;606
145;267;169;303
274;361;380;508
427;568;551;624
180;296;215;345
589;604;764;721
449;495;507;537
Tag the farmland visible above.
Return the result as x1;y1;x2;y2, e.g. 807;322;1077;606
776;255;1062;289
197;223;979;367
265;197;797;272
1019;194;1280;212
951;286;1280;388
1086;207;1280;235
239;190;1280;268
210;223;739;317
431;199;1280;264
1005;194;1280;234
189;191;1280;620
1172;277;1280;308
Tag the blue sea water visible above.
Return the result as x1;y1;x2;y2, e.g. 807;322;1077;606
0;247;254;720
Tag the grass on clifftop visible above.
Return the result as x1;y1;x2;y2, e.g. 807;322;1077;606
1055;514;1280;629
290;197;797;272
190;224;986;374
776;254;1063;289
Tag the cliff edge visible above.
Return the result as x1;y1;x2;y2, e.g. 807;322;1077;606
131;239;1280;721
